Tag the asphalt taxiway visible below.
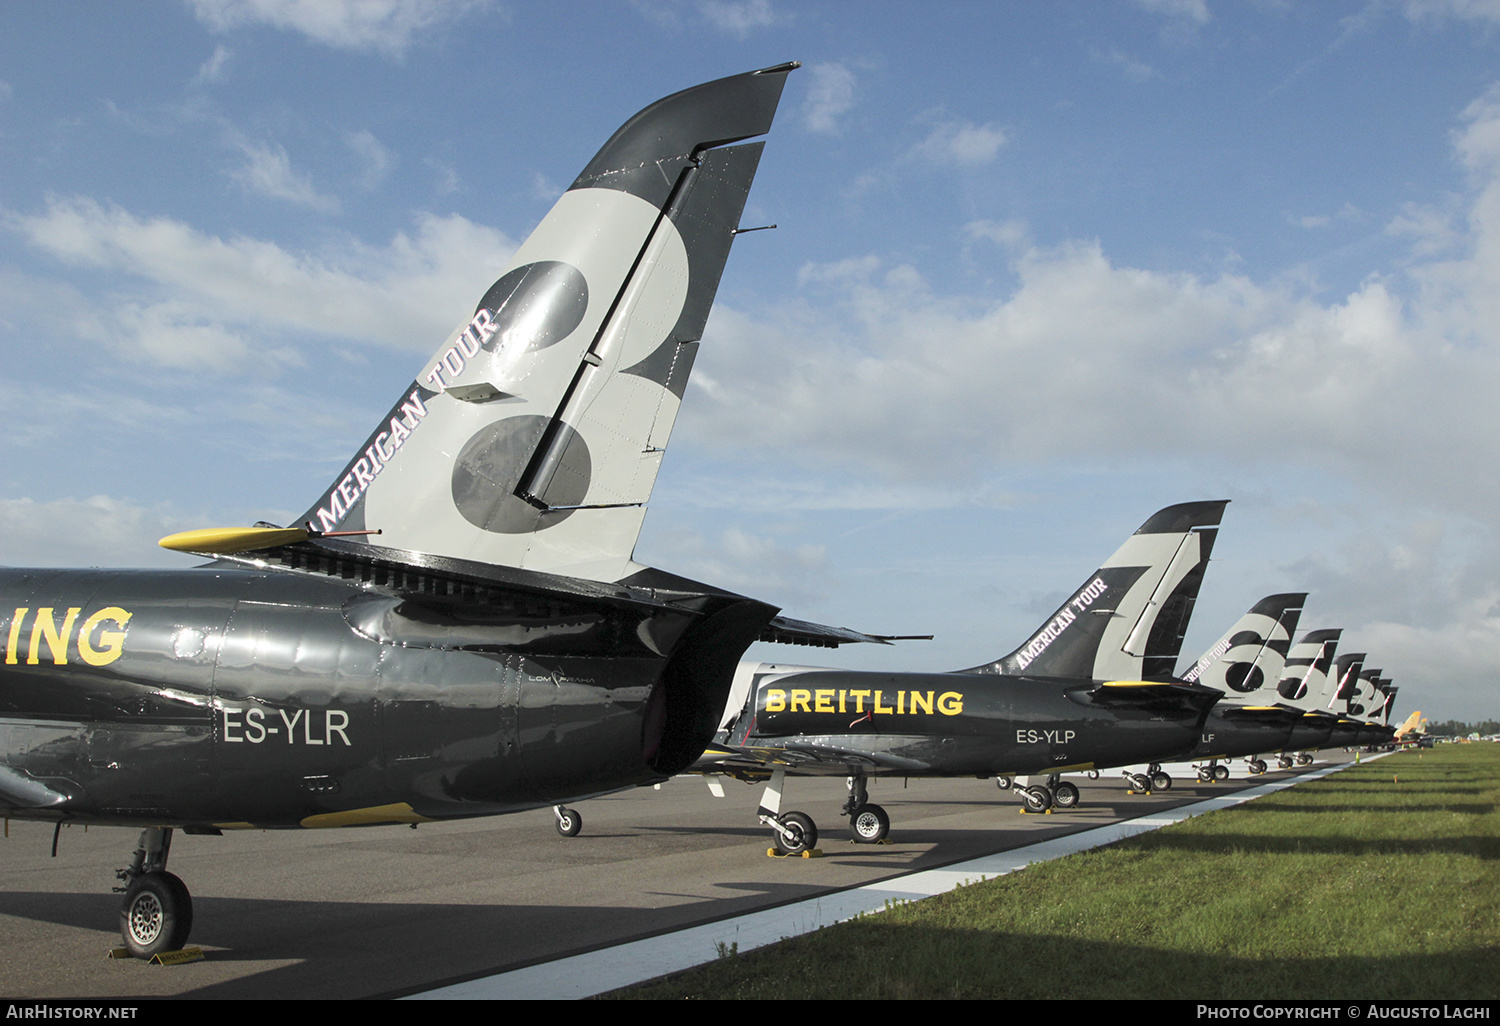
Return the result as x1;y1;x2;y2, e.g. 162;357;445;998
0;758;1352;999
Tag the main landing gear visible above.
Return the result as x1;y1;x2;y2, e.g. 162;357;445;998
1123;764;1172;794
842;776;889;843
1195;760;1231;783
116;827;193;959
755;771;893;853
1246;758;1268;776
756;769;819;855
1003;773;1082;813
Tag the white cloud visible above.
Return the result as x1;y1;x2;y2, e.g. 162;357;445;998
908;119;1007;167
803;63;856;134
1402;0;1500;27
184;0;494;58
346;129;393;192
1134;0;1210;25
1100;48;1162;83
696;0;781;37
653;525;828;608
194;44;233;84
0;496;199;568
228;136;342;212
687;89;1500;529
8;197;516;369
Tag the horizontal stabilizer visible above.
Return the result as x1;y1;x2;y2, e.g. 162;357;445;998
758;615;932;649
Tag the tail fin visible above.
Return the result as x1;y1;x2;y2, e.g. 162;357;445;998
294;64;797;583
1393;708;1423;738
1328;652;1367;711
1378;680;1397;724
1181;592;1305;693
1275;628;1341;704
1346;666;1384;717
962;500;1227;680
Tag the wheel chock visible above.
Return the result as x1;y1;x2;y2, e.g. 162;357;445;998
765;847;823;858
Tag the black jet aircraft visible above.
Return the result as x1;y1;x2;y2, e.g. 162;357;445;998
0;64;855;958
695;501;1227;852
1176;592;1308;780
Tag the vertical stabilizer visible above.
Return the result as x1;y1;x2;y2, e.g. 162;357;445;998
1275;629;1341;705
1181;593;1305;694
295;64;797;583
962;500;1227;680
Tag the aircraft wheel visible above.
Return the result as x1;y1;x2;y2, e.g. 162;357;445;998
1151;772;1172;791
1249;759;1267;776
774;812;817;855
1278;756;1293;770
1022;786;1052;813
1129;773;1151;793
554;807;582;837
994;776;1013;790
1052;781;1080;808
1087;770;1100;780
1197;769;1212;783
851;803;890;843
1296;754;1313;766
120;871;193;959
1212;765;1230;782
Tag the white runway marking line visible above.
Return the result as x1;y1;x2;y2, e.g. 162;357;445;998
408;757;1369;1000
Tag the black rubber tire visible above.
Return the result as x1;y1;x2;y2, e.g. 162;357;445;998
774;812;817;855
850;803;890;843
994;776;1013;790
1052;781;1080;808
1087;770;1100;780
1212;764;1230;782
555;807;582;837
120;871;193;959
1249;759;1267;776
1130;773;1150;792
1022;786;1052;813
1151;772;1172;791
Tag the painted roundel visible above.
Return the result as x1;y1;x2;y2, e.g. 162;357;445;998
1223;662;1265;693
451;415;591;534
475;261;589;352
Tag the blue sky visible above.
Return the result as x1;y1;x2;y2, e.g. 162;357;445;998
4;0;1500;721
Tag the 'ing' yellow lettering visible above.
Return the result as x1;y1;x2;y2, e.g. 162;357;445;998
5;606;132;667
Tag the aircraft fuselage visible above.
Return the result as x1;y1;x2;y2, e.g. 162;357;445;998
719;669;1219;777
1;566;769;828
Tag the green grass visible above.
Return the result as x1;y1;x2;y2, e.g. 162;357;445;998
607;745;1500;999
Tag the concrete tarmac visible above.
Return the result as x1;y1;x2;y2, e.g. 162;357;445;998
0;759;1342;999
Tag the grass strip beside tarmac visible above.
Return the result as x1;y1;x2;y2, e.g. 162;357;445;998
608;745;1499;1000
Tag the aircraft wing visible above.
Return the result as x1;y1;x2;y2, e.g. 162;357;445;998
693;741;890;779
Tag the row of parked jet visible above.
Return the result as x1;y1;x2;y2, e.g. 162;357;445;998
0;64;1404;960
669;501;1407;855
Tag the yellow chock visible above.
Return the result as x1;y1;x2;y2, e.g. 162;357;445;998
152;947;204;966
107;946;204;964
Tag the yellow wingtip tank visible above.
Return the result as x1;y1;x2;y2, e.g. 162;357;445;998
158;527;311;554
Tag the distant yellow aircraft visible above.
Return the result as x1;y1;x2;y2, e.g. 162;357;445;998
1392;711;1428;743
